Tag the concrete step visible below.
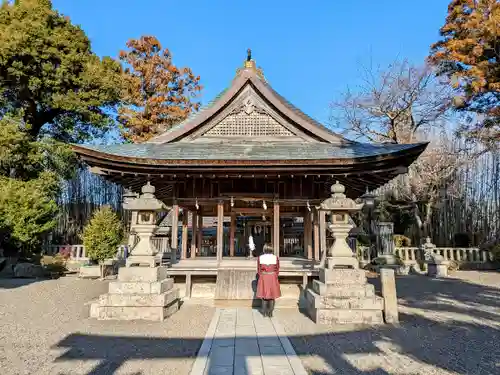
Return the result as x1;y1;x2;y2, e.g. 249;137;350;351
305;289;383;310
312;280;375;297
213;298;301;308
309;307;384;325
117;266;169;282
90;301;179;321
108;278;174;294
319;268;367;285
99;288;179;307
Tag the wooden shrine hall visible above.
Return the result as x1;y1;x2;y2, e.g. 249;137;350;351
73;50;427;285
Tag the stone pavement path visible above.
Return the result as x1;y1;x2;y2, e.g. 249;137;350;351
190;308;308;375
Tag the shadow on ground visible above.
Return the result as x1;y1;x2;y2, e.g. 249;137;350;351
0;277;46;289
51;274;500;375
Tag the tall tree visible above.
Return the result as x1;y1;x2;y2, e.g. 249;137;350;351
332;59;465;242
118;36;202;143
0;0;123;142
0;115;66;255
429;0;500;145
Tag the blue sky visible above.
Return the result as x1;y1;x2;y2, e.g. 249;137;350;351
52;0;451;128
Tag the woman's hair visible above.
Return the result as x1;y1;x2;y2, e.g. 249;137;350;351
263;243;274;254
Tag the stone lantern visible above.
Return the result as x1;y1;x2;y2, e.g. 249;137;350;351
305;181;385;325
319;181;364;269
123;182;168;267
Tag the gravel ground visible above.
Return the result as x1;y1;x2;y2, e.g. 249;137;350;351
276;271;500;375
0;276;214;375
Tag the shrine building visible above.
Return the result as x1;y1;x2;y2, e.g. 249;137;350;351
73;50;427;296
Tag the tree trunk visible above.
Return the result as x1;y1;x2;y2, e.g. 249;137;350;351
422;202;433;240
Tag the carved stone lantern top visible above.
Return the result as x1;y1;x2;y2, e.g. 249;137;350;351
319;181;364;212
122;182;168;212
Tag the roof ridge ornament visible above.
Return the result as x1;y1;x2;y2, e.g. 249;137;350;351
237;48;266;81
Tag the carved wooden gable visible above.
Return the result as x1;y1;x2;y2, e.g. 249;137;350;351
204;96;294;137
186;84;311;142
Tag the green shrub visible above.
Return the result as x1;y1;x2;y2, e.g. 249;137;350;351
448;260;460;271
394;235;412;247
80;207;123;278
40;255;67;276
489;244;500;263
372;255;405;266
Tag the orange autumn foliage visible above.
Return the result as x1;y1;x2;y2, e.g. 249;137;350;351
118;36;202;143
429;0;500;143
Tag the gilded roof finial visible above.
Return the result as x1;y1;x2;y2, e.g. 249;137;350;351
237;48;266;81
244;48;254;69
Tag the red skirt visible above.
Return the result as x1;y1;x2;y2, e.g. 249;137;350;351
256;272;281;299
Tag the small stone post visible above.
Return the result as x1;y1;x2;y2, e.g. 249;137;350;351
375;221;399;265
380;268;399;324
423;237;449;278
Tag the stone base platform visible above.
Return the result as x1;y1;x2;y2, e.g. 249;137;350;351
90;266;180;321
214;269;257;300
305;268;385;325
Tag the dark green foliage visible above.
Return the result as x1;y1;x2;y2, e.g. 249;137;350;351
81;206;123;265
0;116;70;255
453;233;471;247
0;0;123;142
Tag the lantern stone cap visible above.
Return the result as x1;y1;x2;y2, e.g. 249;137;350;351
319;181;364;212
122;182;168;212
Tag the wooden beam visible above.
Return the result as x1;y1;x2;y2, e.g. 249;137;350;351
230;213;236;257
320;210;327;265
230;208;270;214
170;203;179;263
191;211;197;258
305;210;313;259
217;201;224;261
313;209;320;260
273;201;280;256
181;211;188;259
197;212;203;256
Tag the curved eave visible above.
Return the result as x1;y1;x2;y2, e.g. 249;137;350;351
72;142;428;172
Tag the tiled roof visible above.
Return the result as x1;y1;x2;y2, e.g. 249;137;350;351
150;87;229;139
77;141;426;162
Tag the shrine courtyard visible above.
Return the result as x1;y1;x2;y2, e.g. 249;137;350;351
1;270;498;375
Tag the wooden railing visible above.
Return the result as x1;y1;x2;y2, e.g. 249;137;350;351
357;246;493;265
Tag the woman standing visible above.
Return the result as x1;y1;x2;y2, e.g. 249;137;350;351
256;244;281;317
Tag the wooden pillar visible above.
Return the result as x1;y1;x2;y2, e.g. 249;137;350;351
305;210;313;259
229;213;236;257
181;211;188;259
273;201;280;256
216;200;224;261
313;209;320;260
170;203;179;263
319;211;327;267
191;211;197;258
197;213;203;256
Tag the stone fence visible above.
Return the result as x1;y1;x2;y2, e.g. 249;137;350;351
357;246;493;266
45;237;173;262
46;242;493;267
45;244;128;261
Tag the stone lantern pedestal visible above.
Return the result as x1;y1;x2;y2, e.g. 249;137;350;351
90;182;179;321
305;182;385;325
